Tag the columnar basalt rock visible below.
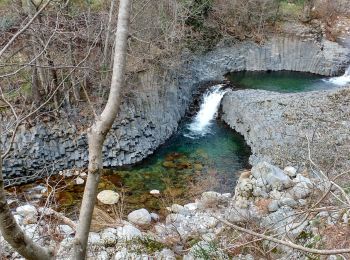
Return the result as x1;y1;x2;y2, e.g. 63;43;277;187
222;87;350;172
2;37;349;184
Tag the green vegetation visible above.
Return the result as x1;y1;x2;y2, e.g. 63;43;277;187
279;1;304;20
192;241;224;260
134;237;166;254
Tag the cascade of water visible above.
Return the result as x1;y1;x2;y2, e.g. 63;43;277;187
326;65;350;86
184;85;227;139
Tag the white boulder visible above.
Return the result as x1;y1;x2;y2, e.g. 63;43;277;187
150;190;160;195
127;208;152;226
101;228;117;246
57;225;74;236
284;166;297;177
75;177;84;185
16;205;38;217
150;212;160;221
88;232;102;246
268;200;279;212
184;203;198;211
155;248;176;260
117;225;142;241
114;248;149;260
97;190;120;205
201;191;221;205
170;204;184;213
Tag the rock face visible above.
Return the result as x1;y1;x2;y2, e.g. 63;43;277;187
2;36;349;184
222;87;350;172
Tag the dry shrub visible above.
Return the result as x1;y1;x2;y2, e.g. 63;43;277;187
312;0;348;40
90;207;122;232
90;190;127;232
255;198;272;215
210;0;280;41
320;224;350;259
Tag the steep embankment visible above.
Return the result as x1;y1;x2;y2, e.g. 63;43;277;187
222;87;350;172
3;37;349;184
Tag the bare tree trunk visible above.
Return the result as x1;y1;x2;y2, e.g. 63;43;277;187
31;60;42;104
72;0;131;259
302;0;315;22
99;0;118;97
0;134;53;260
103;0;117;67
26;0;44;104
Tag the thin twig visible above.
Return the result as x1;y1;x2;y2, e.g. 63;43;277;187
218;217;350;255
0;0;52;58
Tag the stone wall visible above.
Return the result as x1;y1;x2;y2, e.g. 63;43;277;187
2;36;349;184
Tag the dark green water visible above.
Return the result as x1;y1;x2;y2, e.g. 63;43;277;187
227;70;335;92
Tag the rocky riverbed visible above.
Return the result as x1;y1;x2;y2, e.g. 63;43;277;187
1;161;347;259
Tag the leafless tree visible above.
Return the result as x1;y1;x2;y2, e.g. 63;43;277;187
0;4;54;260
72;0;132;258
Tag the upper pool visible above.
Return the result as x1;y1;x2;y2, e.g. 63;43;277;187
226;70;338;92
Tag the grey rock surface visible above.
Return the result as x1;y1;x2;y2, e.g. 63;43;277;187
251;162;292;191
222;87;350;172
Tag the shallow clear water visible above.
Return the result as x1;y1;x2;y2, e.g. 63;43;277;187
227;70;337;92
104;119;251;212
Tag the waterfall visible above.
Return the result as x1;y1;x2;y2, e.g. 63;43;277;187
326;66;350;86
184;85;227;139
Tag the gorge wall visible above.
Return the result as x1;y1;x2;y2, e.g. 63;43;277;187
222;87;350;173
2;36;349;185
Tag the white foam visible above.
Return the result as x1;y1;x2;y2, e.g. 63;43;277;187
184;85;227;139
326;66;350;86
